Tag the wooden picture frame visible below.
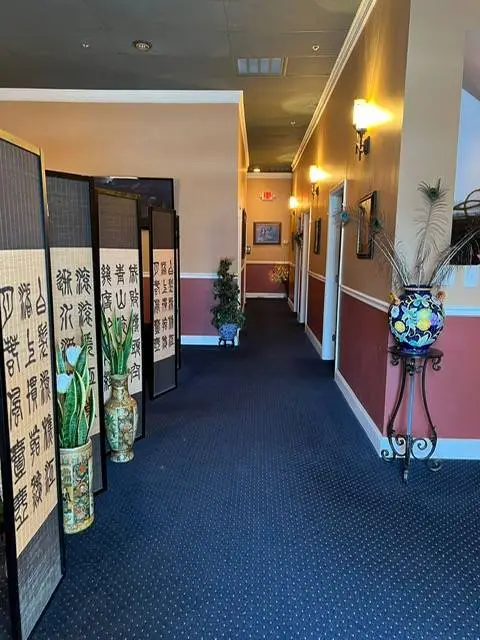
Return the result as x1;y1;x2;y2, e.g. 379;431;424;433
313;218;322;254
356;191;377;259
253;222;281;245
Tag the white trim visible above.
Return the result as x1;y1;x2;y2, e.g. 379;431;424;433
247;172;292;180
335;370;387;455
445;306;480;317
180;272;217;279
247;260;289;265
238;94;250;169
340;284;389;313
245;292;286;299
292;0;378;170
433;439;480;460
308;271;326;282
0;88;244;104
288;297;294;311
181;334;238;346
305;324;322;357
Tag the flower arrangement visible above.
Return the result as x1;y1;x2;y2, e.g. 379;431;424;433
270;263;289;285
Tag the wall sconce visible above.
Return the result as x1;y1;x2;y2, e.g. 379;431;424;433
309;165;329;197
353;99;390;160
289;196;299;210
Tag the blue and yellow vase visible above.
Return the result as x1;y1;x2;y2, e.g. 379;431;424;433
388;286;445;353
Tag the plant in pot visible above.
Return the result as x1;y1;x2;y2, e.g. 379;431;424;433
270;263;290;298
101;308;138;463
340;180;480;353
211;258;245;344
56;339;95;534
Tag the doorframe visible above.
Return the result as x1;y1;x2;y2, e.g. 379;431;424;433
322;180;347;363
298;208;311;324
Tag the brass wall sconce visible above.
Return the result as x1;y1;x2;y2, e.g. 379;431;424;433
289;196;299;210
353;99;390;161
309;165;329;198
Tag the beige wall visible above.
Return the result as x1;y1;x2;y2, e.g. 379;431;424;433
0;101;240;274
396;0;480;306
293;0;411;300
246;175;292;263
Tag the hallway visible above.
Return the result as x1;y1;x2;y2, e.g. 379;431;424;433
33;300;480;639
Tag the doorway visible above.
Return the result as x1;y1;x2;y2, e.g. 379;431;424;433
298;209;311;324
322;181;346;363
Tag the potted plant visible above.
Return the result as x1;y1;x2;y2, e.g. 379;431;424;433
211;258;245;344
270;263;290;297
101;308;138;462
56;339;95;534
340;180;480;352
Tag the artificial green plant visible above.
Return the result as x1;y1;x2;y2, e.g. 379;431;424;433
56;339;95;449
100;308;135;376
211;258;245;329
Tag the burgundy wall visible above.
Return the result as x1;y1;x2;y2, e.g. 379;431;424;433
246;263;286;295
306;276;325;342
384;315;480;439
338;293;390;430
180;278;217;336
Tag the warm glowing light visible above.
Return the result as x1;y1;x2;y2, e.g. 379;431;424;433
253;167;261;173
353;99;390;130
309;165;329;183
289;196;299;209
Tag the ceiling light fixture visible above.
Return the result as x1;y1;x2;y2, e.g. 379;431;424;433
290;120;296;127
253;167;261;173
132;40;152;51
312;44;320;52
81;42;90;49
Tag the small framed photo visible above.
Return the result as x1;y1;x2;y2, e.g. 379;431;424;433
253;222;282;245
313;218;322;254
356;191;377;259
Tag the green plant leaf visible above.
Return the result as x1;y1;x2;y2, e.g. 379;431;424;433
62;373;78;448
56;343;66;374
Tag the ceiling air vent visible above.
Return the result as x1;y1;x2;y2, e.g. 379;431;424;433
236;58;286;76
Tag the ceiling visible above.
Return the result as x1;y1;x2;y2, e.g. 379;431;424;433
0;0;362;171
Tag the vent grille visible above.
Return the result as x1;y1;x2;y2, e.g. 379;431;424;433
236;57;286;76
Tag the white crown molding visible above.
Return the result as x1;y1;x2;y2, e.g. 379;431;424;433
0;88;244;104
308;271;326;283
245;292;286;299
247;172;292;180
340;284;389;313
238;93;250;170
180;272;217;279
305;324;323;357
291;0;378;170
246;260;289;265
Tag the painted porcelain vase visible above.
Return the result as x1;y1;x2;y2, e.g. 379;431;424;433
388;286;445;353
219;323;238;341
105;373;137;463
60;439;94;534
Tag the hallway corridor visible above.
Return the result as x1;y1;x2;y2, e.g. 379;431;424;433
32;300;480;639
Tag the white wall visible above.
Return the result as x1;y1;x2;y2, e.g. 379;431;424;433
454;89;480;203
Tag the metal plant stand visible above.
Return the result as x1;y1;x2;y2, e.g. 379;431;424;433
382;346;443;482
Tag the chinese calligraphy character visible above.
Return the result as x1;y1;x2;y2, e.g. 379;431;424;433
115;264;125;285
29;425;40;463
4;335;20;376
154;281;161;297
132;314;140;333
76;267;92;295
31;471;42;510
162;280;168;295
162;335;168;349
45;458;55;494
168;315;175;331
160;261;167;276
61;336;76;352
38;321;49;358
40;370;51;405
162;317;168;332
101;264;111;287
168;278;174;294
11;437;26;484
153;337;161;352
168;334;175;348
60;303;74;331
25;328;36;368
132;338;141;357
168;297;175;311
78;300;93;328
83;331;94;357
154;319;161;336
101;290;112;311
88;366;96;386
129;290;139;307
42;414;54;450
13;486;28;531
116;290;126;310
56;268;73;296
129;263;139;284
7;386;23;428
0;286;14;328
26;375;38;414
18;282;33;320
35;277;47;316
130;362;141;382
154;299;161;314
168;260;174;275
162;297;168;311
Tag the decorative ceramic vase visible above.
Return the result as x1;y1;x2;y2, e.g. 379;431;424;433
105;374;137;463
388;286;445;353
60;439;94;534
219;323;238;341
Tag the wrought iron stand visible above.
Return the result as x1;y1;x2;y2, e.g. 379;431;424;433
382;346;443;482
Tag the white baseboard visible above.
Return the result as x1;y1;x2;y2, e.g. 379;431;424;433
305;324;322;357
245;292;286;299
287;297;294;311
335;369;480;460
181;334;239;346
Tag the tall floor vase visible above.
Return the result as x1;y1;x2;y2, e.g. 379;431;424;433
60;439;94;534
105;373;138;463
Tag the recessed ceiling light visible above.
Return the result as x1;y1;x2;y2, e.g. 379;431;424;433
81;42;90;49
237;57;285;76
253;168;261;173
132;40;152;51
312;44;320;52
290;120;296;126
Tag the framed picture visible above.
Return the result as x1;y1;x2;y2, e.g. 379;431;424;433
356;191;377;259
313;218;322;254
253;221;282;245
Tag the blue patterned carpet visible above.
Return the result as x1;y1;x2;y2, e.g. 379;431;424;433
28;300;480;639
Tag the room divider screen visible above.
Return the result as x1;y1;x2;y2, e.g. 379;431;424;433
0;131;64;640
46;171;107;493
150;207;178;398
94;189;145;439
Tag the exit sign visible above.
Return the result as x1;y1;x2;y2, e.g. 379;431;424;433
260;191;275;201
